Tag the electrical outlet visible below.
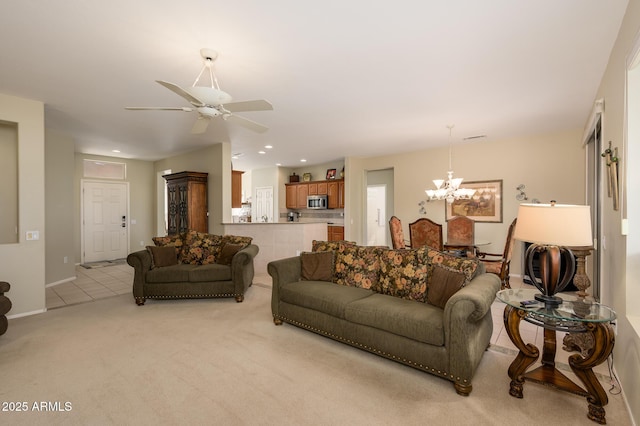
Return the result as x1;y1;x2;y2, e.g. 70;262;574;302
140;241;144;246
64;256;68;264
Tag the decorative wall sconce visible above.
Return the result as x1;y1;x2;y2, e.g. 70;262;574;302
515;184;540;203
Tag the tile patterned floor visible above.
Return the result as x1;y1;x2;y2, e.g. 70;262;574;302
45;262;134;309
46;267;615;381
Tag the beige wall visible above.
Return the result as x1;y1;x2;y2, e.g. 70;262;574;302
154;143;230;235
0;93;46;317
345;128;586;276
45;130;76;284
592;0;640;422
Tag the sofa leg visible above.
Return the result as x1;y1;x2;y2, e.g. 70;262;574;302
273;317;283;325
454;382;472;396
135;297;146;306
235;295;244;303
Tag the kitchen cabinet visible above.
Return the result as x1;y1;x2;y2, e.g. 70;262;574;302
163;171;208;235
328;225;344;241
232;170;244;208
285;183;309;209
327;181;339;208
286;185;298;209
285;178;344;209
296;184;309;208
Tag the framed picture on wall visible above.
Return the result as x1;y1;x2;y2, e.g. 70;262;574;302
326;168;337;180
445;179;503;223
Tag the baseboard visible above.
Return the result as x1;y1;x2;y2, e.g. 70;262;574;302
7;308;47;320
46;276;77;288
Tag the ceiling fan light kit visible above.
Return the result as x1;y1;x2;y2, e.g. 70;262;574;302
125;49;272;134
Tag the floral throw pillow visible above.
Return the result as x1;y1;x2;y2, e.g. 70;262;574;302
311;240;356;253
152;233;185;258
179;231;218;265
333;245;383;290
378;247;428;301
425;248;479;286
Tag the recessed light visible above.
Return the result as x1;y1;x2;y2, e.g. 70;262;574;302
258;151;266;154
276;163;282;166
300;159;307;163
264;145;273;149
112;149;121;153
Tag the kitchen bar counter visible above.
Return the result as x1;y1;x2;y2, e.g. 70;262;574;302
221;222;328;274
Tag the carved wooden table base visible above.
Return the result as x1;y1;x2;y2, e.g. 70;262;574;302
504;305;614;424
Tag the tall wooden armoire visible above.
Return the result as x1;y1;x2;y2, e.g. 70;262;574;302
163;171;208;235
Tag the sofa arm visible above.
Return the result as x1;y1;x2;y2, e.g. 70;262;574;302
267;256;302;318
443;272;501;384
230;244;259;297
126;250;152;301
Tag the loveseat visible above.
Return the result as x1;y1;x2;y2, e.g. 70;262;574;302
268;241;500;396
127;231;259;305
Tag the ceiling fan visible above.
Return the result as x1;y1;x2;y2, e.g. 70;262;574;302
126;48;273;134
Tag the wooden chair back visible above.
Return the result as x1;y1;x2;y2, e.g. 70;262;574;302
447;216;475;246
409;218;443;250
389;216;406;249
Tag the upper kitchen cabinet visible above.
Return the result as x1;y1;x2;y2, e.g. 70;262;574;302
232;170;244;208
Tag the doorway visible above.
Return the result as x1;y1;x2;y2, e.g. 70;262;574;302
366;185;387;246
82;181;129;263
255;186;274;222
366;169;394;247
585;106;603;300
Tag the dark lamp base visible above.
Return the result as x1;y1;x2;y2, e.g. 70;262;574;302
534;293;563;309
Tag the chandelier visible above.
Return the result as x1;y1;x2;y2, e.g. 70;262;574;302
425;125;476;204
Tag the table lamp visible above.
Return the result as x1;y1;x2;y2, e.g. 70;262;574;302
513;202;593;308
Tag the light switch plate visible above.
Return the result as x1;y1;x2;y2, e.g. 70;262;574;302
26;230;40;240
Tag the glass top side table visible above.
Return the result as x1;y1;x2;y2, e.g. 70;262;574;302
496;289;616;425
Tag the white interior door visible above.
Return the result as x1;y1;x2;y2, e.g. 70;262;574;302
255;186;274;222
366;184;387;246
83;181;129;262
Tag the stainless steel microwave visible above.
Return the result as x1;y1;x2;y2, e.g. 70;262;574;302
307;195;328;209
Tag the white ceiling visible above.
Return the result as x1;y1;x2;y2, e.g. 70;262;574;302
0;1;628;171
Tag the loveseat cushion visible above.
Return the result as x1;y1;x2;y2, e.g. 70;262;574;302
344;293;444;346
146;264;199;283
146;245;178;269
188;264;232;282
280;280;373;319
152;233;185;257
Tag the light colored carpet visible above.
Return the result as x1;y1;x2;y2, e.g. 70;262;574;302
0;281;631;425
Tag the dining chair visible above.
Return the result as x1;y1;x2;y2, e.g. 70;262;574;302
445;216;476;256
476;218;517;289
408;218;443;250
389;216;409;249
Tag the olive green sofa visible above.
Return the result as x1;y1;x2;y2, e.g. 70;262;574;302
268;241;500;396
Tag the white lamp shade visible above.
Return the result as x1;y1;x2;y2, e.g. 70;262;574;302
513;203;593;246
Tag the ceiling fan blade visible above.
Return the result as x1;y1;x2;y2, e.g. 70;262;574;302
156;80;205;107
223;99;273;113
125;107;194;112
225;114;269;133
191;116;211;134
